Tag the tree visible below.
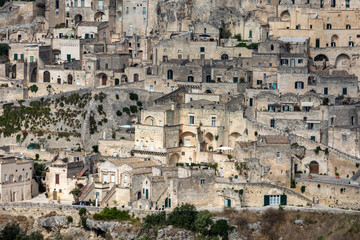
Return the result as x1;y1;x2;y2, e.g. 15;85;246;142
29;85;38;93
70;187;81;200
194;210;213;236
209;219;235;240
0;223;20;240
167;203;197;231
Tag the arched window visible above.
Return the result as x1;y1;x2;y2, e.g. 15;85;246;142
221;54;229;60
326;24;332;29
43;71;50;82
270;45;274;50
115;78;119;85
188;76;194;82
167;70;173;80
67;75;73;84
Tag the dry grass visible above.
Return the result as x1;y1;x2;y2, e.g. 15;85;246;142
216;208;360;240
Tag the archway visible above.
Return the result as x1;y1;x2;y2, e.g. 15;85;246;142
11;64;16;78
67;74;73;84
309;161;319;174
335;54;351;69
331;35;339;47
101;74;107;85
314;54;329;62
221;53;229;60
43;71;50;82
74;14;83;25
134;74;139;82
180;131;196;147
9;174;14;183
18;175;22;182
145;116;155;125
229;132;241;148
94;11;105;22
121;75;128;83
30;67;37;83
203;132;214;151
280;11;290;21
169;153;180;165
205;89;213;94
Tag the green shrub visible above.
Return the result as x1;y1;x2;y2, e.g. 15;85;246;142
122;107;130;115
79;208;87;217
92;145;99;153
81;217;87;228
35;154;40;160
233;34;242;41
129;93;138;101
116;110;122;116
194;210;213;236
67;216;73;223
93;207;131;221
220;28;232;39
167;203;197;231
209;219;235;240
130;105;138;113
301;186;306;193
29;85;38;93
143;211;166;228
136;101;142;107
116;94;119;100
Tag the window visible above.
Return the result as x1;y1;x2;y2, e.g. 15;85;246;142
269;195;281;205
257;80;262;85
149;85;154;91
249;98;253;106
342;134;347;141
269;63;272;67
290;59;295;67
167;70;173;79
200;47;205;52
133;7;136;12
81;0;84;7
268;105;275;112
311;136;316;141
211;117;216;127
55;0;59;9
188;76;194;82
55;174;59;184
331;0;335;7
75;0;78;7
105;63;108;69
324;87;328;95
308;123;314;130
111;175;115;183
150;119;154;126
270;119;275;128
233;77;238;83
143;18;146;24
280;59;288;65
326;24;332;29
351;116;355;126
129;24;133;31
346;0;350;8
258;62;262;67
185;139;191;146
343;88;347;95
298;59;303;64
126;7;129;14
103;174;108;183
310;25;312;29
346;25;351;29
316;39;320;48
143;7;146;15
295;81;304;89
249;30;252;38
200;179;205;185
99;0;103;9
283;105;290;111
14;54;18;60
189;116;194;125
276;152;281;158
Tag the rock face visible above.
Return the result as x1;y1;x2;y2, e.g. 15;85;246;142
39;216;68;232
86;219;119;233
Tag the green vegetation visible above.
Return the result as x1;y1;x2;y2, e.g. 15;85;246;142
130;105;138;113
93;207;131;221
301;186;306;193
116;110;122;116
0;43;9;56
92;145;99;153
129;93;138;101
67;216;73;223
55;23;66;29
79;208;87;217
143;204;234;239
29;85;38;93
69;187;81;200
0;223;43;240
122;107;130;115
220;28;232;39
233;34;242;41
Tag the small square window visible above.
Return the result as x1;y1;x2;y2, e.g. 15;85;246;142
200;179;205;185
200;47;205;52
276;152;281;158
342;134;347;141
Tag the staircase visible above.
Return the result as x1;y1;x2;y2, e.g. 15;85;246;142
100;184;117;207
77;167;88;178
79;183;94;201
351;169;360;181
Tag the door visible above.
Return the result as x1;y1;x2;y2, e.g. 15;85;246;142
310;161;319;174
53;191;57;200
145;189;149;199
67;54;71;62
290;59;295;67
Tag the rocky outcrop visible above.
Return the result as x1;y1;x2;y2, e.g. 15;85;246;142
39;216;68;232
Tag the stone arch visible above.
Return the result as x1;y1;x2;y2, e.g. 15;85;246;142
229;132;242;148
180;131;196;147
43;71;50;82
94;11;105;22
280;11;290;21
18;175;22;182
121;75;128;83
144;116;155;125
169;153;180;165
335;54;351;69
205;88;213;94
221;53;229;60
30;67;37;83
67;74;73;84
74;14;83;25
314;54;329;62
309;161;319;174
9;174;14;183
203;132;214;151
331;35;339;47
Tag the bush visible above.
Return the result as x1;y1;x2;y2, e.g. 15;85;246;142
261;208;285;237
220;28;232;39
116;110;122;116
93;207;130;221
35;154;39;160
67;216;73;223
209;219;235;240
122;107;130;115
233;34;242;41
130;105;138;113
81;217;87;228
79;208;87;217
129;93;138;101
143;211;166;228
167;203;197;231
29;85;38;93
136;101;142;107
0;223;20;240
301;186;306;193
28;143;41;149
194;210;213;235
291;179;296;188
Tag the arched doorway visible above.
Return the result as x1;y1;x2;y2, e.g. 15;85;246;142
101;74;107;85
309;161;319;174
331;35;339;47
314;54;329;62
74;14;83;25
204;132;214;151
335;54;351;69
11;65;16;79
169;153;180;165
280;11;290;21
94;12;105;22
134;74;139;82
115;78;119;85
221;53;229;60
121;75;128;83
67;74;73;84
43;71;50;82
